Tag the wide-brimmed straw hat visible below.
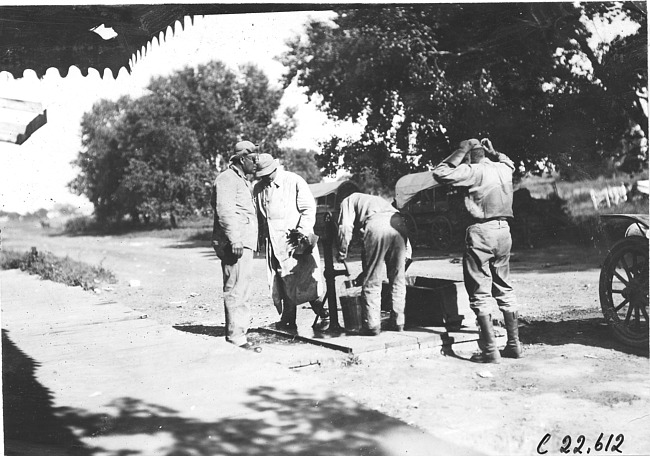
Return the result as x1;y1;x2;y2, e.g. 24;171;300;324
255;153;278;178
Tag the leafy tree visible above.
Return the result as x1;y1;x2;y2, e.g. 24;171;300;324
279;148;323;183
69;61;294;225
69;97;133;222
282;3;647;190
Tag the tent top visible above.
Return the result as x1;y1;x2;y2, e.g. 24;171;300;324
309;180;358;199
394;171;442;209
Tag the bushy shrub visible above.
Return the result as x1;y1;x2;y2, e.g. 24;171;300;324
64;215;99;234
0;247;116;291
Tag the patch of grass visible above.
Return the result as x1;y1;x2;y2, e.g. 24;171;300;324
63;215;101;234
518;173;648;247
61;214;213;242
0;247;116;291
341;354;363;367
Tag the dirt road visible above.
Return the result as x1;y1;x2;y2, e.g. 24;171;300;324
3;221;649;455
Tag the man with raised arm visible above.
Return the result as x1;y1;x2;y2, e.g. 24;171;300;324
432;138;522;363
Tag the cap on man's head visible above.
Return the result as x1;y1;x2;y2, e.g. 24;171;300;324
230;140;257;161
465;138;484;151
255;153;278;178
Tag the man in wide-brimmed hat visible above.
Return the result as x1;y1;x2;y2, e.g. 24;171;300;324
210;140;261;352
253;153;328;332
432;138;522;363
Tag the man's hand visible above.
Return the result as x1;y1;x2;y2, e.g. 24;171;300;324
336;252;347;262
231;242;244;258
480;138;498;158
459;138;481;152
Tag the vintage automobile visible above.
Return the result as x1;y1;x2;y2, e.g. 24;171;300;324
394;171;468;249
309;179;360;238
598;214;649;348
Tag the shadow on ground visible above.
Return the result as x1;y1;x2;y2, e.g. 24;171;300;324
173;324;308;348
165;240;213;250
519;314;649;358
2;329;91;455
3;330;481;456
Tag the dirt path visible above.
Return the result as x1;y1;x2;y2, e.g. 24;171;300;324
3;221;649;455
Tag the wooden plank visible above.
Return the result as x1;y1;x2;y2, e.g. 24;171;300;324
0;97;43;113
0;109;47;145
16;110;47;145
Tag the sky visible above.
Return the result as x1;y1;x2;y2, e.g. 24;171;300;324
0;9;349;215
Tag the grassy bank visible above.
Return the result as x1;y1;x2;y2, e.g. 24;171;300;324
516;173;648;248
1;247;116;291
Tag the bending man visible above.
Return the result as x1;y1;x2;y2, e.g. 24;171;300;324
337;193;409;335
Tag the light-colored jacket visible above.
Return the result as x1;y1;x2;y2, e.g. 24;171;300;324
432;154;515;221
254;169;324;307
337;192;399;258
211;166;258;258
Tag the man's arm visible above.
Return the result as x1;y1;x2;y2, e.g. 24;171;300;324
432;161;477;186
431;140;478;186
294;175;317;233
336;197;355;261
493;152;515;170
210;182;220;252
482;138;515;170
215;171;244;256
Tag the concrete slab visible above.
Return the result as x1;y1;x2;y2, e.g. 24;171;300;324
259;304;484;359
1;270;486;455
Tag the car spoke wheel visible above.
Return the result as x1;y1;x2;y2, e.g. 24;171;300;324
402;212;418;238
429;216;453;250
599;236;649;348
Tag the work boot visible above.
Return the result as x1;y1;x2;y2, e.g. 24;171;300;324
275;320;297;331
470;315;501;363
501;311;523;358
386;320;404;332
238;341;262;353
275;302;297;331
360;327;381;336
310;299;330;332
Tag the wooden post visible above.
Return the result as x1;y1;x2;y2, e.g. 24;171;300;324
320;212;346;333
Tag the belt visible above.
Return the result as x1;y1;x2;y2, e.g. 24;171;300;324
472;217;509;224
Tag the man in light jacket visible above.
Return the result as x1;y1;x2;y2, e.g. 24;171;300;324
253;153;328;331
432;138;522;363
211;140;261;352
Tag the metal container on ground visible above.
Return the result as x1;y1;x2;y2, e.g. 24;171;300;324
340;280;364;332
381;276;470;329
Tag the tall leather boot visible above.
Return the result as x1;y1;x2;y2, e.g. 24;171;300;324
470;315;501;363
501;311;523;358
276;301;297;331
309;298;330;332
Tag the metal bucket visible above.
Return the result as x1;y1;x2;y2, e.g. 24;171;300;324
340;280;364;331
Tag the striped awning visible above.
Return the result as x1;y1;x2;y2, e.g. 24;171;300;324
0;5;333;79
0;97;47;145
